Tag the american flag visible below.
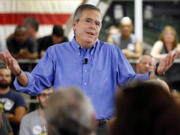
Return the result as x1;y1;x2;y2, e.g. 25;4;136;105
0;0;82;41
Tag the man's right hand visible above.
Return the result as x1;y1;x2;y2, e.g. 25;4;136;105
0;50;28;87
0;50;21;74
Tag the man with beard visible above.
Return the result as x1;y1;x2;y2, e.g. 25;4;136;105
19;87;52;135
0;65;27;135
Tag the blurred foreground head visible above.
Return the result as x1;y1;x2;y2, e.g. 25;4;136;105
44;87;96;135
112;81;180;135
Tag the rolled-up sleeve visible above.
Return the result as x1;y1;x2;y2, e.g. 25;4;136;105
115;46;150;86
14;47;55;96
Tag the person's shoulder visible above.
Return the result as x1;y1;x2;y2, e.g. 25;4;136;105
22;110;38;121
7;36;15;43
8;89;25;100
26;37;38;45
130;33;138;41
111;32;121;39
48;41;70;50
98;40;121;51
9;89;22;95
153;40;163;46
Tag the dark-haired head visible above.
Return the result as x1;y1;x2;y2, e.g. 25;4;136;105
111;81;180;135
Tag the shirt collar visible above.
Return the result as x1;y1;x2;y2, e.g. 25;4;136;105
71;37;99;55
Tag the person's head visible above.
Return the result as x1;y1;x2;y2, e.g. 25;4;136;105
36;87;53;109
147;79;170;93
160;26;178;49
0;65;12;89
44;87;96;135
136;55;155;74
120;17;133;38
14;25;28;45
73;4;102;49
51;25;64;44
23;17;39;37
112;81;180;135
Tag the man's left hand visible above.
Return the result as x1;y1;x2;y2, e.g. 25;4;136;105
157;51;177;75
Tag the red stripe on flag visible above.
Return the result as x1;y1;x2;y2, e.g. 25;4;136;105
0;13;72;25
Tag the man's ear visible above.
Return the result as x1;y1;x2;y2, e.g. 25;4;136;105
72;21;77;31
36;96;39;103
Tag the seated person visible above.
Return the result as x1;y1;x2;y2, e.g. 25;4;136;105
0;65;27;135
19;87;52;135
7;25;38;59
23;17;40;40
151;25;180;60
150;26;180;91
38;25;68;57
136;55;156;74
108;17;143;59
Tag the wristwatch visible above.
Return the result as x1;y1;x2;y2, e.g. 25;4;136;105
14;70;22;77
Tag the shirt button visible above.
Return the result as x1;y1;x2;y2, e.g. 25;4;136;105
84;82;87;86
84;70;87;72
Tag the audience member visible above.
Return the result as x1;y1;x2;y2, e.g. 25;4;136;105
136;55;155;74
106;26;119;43
19;87;52;135
44;87;96;135
0;4;176;135
0;65;27;135
111;81;180;135
38;25;68;57
151;25;180;60
0;111;13;135
108;17;143;59
7;25;38;59
23;17;40;40
151;26;180;91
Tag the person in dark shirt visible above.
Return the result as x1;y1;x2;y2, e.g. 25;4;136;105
0;65;27;135
38;25;68;57
7;25;38;59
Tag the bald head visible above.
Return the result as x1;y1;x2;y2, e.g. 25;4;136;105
120;17;133;38
120;17;132;26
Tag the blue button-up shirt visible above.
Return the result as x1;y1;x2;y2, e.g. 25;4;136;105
14;38;150;119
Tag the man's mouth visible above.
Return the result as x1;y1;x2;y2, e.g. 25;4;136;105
87;32;95;36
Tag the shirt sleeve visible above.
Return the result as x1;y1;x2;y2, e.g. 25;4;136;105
115;46;149;86
19;115;30;135
14;91;27;108
14;47;55;96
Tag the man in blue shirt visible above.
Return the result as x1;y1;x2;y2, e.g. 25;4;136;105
0;3;177;132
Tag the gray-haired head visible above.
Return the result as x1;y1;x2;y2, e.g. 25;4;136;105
73;4;101;22
23;17;39;31
44;87;96;135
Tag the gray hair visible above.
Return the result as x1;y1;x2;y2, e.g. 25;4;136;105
137;55;155;65
44;87;95;135
73;4;100;22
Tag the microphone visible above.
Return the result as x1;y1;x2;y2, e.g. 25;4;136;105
83;58;88;64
